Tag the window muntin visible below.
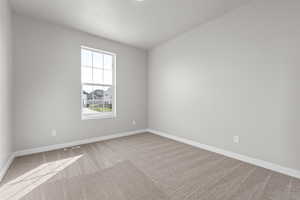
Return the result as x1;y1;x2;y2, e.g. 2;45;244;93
81;47;116;119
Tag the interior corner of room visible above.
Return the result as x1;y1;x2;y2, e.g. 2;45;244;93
1;0;300;199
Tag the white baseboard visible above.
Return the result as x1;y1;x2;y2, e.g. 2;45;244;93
0;153;16;182
15;129;147;157
147;128;300;179
3;128;299;182
0;129;147;182
0;129;147;183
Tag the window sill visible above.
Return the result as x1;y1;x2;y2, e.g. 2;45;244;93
81;113;116;120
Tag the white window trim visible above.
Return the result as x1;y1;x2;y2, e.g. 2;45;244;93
80;46;117;120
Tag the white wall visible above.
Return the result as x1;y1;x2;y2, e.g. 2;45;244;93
0;0;13;171
148;0;300;171
12;14;148;151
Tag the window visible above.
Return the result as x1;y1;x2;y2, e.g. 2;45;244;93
81;46;116;120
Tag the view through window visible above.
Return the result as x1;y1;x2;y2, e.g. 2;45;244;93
81;47;116;119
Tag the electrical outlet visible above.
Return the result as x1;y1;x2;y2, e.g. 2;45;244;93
233;136;239;144
132;120;136;126
51;129;57;137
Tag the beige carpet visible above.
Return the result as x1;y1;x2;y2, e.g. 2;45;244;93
1;133;299;200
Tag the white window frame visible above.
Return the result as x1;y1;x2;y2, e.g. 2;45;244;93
80;46;117;120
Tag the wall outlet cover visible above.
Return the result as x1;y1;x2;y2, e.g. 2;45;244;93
51;129;57;137
233;136;239;144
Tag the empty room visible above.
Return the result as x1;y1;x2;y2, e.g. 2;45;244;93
1;0;300;199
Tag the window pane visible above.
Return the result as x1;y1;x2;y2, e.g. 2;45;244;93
103;86;113;112
104;69;112;85
93;52;103;68
81;85;93;112
82;85;112;114
93;68;104;84
104;54;113;70
81;67;93;83
81;49;92;66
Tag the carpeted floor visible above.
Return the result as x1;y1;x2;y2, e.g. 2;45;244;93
1;133;299;200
